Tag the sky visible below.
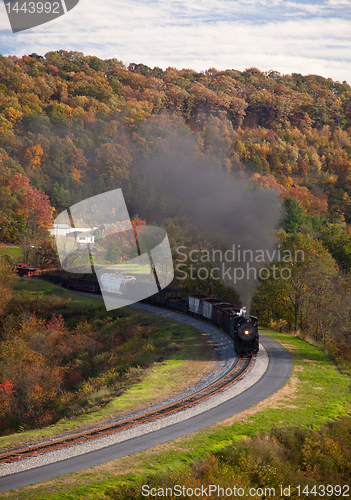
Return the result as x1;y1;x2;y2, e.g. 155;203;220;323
0;0;351;83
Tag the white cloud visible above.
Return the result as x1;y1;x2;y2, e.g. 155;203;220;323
327;0;351;6
0;0;350;83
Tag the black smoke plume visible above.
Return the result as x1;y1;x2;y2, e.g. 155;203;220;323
131;128;281;314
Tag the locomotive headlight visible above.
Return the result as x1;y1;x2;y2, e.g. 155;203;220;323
238;323;257;341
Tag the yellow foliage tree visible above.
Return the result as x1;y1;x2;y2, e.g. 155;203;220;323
24;144;44;170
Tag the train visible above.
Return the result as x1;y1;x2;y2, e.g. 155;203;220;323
21;269;259;357
144;289;259;357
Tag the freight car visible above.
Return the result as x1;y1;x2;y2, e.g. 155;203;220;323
65;277;101;293
146;290;259;357
16;264;40;277
100;273;136;295
37;271;259;356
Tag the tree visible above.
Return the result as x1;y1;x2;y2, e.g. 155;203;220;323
20;189;54;235
289;185;328;216
35;239;60;269
303;253;338;341
8;173;29;192
250;173;287;197
321;226;351;273
94;143;131;181
253;232;334;333
0;316;62;428
0;175;28;243
24;144;44;170
331;153;351;188
283;197;307;234
0;380;14;430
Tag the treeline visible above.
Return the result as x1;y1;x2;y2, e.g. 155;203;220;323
0;50;351;223
252;232;351;371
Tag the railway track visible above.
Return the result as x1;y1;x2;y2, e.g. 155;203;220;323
0;356;252;465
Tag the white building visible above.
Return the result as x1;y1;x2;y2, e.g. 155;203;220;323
50;224;97;248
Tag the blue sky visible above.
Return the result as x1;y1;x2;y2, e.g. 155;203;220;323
0;0;351;82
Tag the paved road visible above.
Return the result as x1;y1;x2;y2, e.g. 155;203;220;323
0;330;292;493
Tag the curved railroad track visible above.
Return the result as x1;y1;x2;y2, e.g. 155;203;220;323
0;356;252;465
0;301;292;493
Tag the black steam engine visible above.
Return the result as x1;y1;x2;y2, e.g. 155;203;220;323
231;315;259;356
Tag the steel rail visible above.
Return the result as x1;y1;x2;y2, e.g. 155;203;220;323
0;356;253;465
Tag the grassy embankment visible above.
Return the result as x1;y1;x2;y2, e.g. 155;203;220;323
0;246;22;260
0;278;215;452
1;323;350;499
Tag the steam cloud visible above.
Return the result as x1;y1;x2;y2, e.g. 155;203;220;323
135;129;281;314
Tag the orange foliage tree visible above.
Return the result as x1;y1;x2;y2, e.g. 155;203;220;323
20;189;54;233
24;144;44;170
250;173;288;197
289;185;328;216
8;173;30;192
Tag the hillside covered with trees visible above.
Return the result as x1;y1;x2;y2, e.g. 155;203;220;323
1;49;351;389
1;51;351;220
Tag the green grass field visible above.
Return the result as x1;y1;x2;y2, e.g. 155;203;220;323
0;246;22;260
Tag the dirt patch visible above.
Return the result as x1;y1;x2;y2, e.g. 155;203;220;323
280;343;299;352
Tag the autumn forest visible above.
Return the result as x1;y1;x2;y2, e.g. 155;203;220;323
0;50;351;435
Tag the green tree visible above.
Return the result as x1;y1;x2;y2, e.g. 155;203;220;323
283;197;307;234
253;232;335;333
321;226;351;273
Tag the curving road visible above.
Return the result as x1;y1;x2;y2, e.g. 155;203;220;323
0;307;292;492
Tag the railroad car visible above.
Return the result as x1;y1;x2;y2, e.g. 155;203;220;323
65;277;101;293
168;298;188;312
188;294;209;315
100;273;136;295
16;264;40;277
40;274;66;286
202;298;223;320
167;292;259;357
123;281;160;300
35;271;259;356
146;287;183;306
212;302;237;326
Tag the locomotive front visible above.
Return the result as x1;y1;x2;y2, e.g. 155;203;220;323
231;314;259;356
